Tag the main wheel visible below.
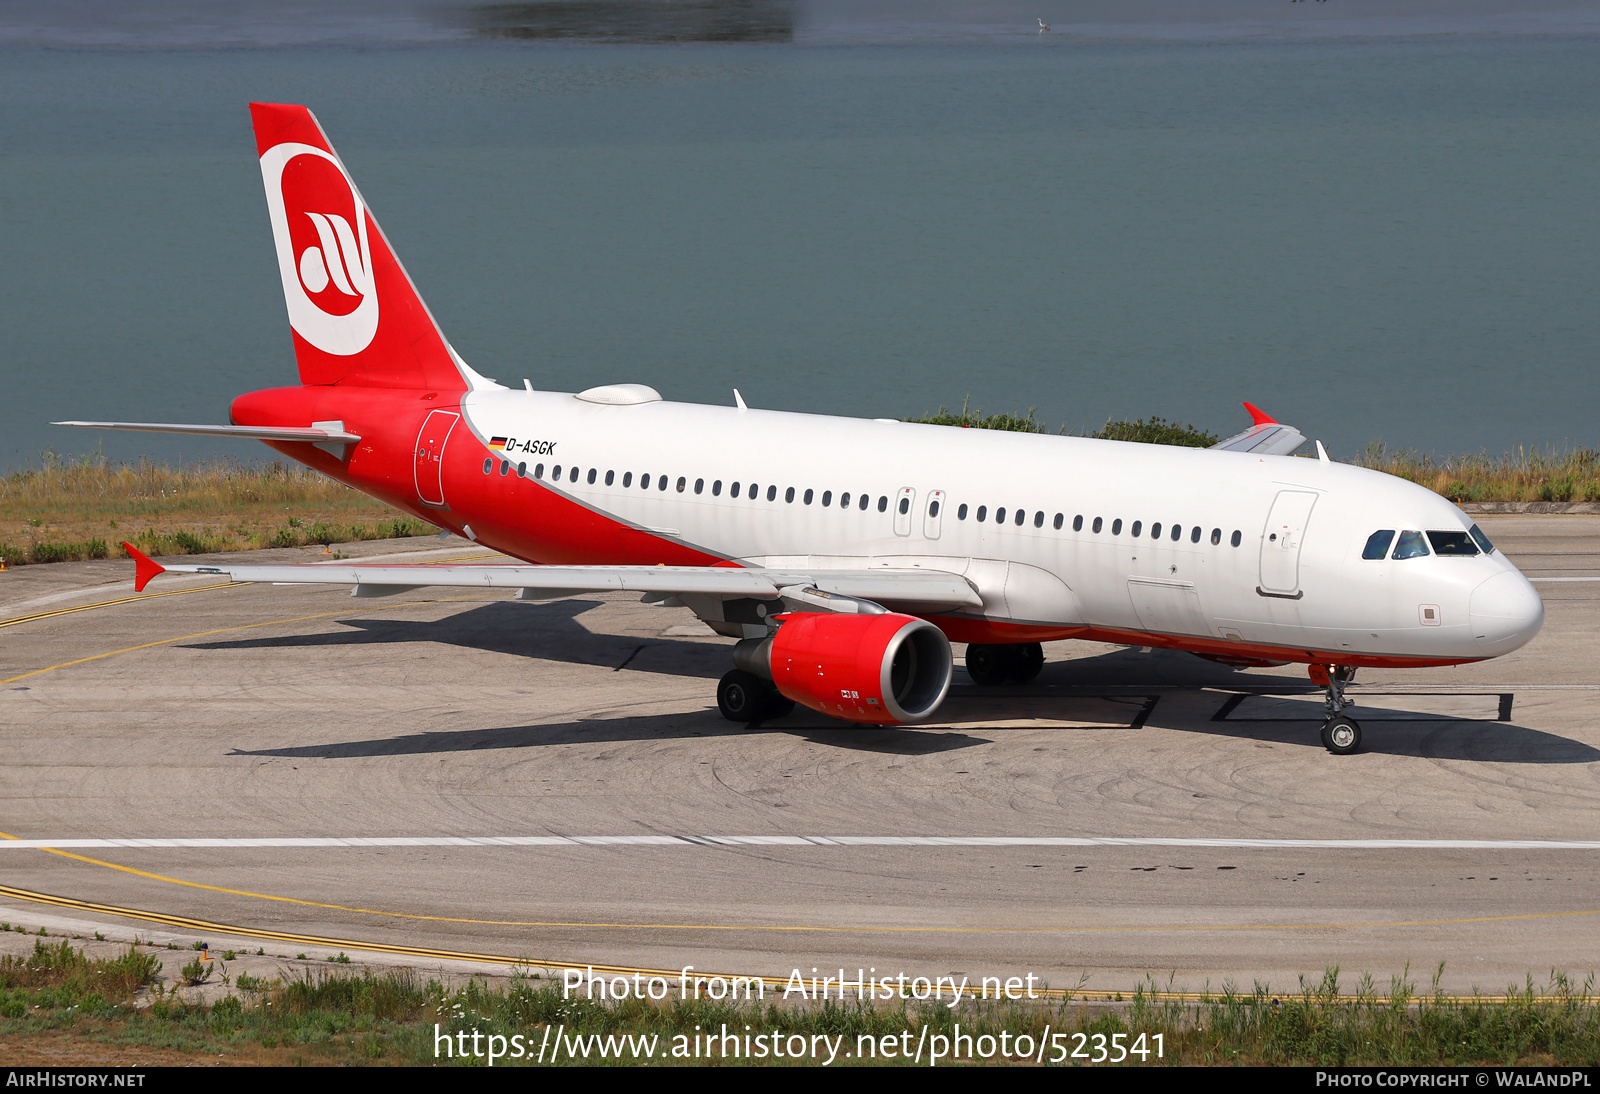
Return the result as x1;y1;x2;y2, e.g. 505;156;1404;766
1013;642;1045;683
964;644;1013;686
718;670;770;723
1320;715;1362;755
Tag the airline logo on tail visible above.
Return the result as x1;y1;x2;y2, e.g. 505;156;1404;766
260;142;379;356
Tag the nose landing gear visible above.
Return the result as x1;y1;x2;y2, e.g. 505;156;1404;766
1310;664;1361;754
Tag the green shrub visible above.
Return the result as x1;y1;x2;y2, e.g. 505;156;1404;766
1092;416;1219;447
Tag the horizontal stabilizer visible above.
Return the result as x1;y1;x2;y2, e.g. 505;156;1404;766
54;421;361;444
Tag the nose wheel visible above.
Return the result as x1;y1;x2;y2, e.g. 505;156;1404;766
1320;714;1362;755
1310;663;1362;755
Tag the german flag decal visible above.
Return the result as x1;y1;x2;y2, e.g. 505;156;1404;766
488;437;508;451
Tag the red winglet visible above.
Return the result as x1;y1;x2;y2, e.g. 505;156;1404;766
1243;401;1277;427
121;542;165;592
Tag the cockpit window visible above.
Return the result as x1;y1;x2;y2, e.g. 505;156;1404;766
1427;530;1480;556
1392;530;1430;559
1363;530;1395;560
1469;524;1496;554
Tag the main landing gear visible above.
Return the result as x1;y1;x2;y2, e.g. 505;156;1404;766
964;642;1045;686
1309;664;1361;755
717;669;795;724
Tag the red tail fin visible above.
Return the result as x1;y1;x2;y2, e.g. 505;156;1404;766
249;103;468;392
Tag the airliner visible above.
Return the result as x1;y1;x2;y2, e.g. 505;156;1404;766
58;103;1545;755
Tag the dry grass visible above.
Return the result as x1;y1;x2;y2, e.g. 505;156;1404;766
0;452;435;566
1353;443;1600;504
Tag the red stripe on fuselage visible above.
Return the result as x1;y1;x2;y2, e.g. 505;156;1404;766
233;385;723;566
928;615;1480;670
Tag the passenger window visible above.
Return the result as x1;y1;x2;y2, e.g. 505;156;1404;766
500;460;510;476
1092;517;1102;533
731;481;741;497
1015;509;1026;526
859;494;869;510
899;497;910;515
822;491;833;507
605;470;614;486
1131;521;1142;537
1427;530;1480;556
1151;522;1162;539
1363;530;1395;559
1231;530;1241;547
878;496;888;512
1053;513;1063;530
660;476;669;491
1210;528;1220;545
840;492;851;508
1190;526;1201;543
482;458;492;474
639;471;648;488
518;461;527;478
572;467;582;483
767;485;777;502
785;486;795;503
996;507;1007;523
1171;524;1181;542
977;506;988;522
747;483;757;499
1111;519;1122;535
712;479;722;496
676;476;686;493
1072;515;1083;531
694;478;704;494
552;464;562;479
587;468;597;484
621;471;630;487
1469;524;1495;554
1392;530;1430;559
930;500;941;517
804;488;814;505
959;503;969;520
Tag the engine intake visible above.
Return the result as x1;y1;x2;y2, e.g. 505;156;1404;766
758;612;953;725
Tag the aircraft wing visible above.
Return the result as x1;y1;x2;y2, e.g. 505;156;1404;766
1208;402;1306;457
122;545;983;614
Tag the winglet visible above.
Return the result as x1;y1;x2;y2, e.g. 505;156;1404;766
122;542;165;592
1243;402;1277;426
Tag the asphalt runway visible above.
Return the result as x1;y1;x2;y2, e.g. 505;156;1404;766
1;515;1596;996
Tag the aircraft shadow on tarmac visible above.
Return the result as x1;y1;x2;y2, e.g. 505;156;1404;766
196;604;1597;763
228;714;989;759
183;600;729;679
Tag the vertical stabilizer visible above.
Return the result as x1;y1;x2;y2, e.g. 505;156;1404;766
249;103;480;392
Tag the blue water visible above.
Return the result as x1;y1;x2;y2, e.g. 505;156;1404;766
3;3;1599;470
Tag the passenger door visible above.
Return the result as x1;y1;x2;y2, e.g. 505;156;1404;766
1258;489;1317;597
414;410;459;508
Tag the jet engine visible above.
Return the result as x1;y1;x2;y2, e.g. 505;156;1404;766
739;612;953;725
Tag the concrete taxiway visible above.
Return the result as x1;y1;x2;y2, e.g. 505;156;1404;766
0;516;1596;996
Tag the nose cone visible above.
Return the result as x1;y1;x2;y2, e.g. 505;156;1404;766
1469;570;1545;656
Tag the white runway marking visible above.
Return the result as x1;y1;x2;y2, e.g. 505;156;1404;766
5;836;1600;851
1529;576;1600;582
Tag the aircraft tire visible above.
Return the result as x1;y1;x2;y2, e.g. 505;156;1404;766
964;644;1013;686
718;669;771;723
1012;642;1045;683
1320;715;1362;755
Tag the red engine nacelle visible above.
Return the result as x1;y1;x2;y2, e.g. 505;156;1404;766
766;612;953;725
